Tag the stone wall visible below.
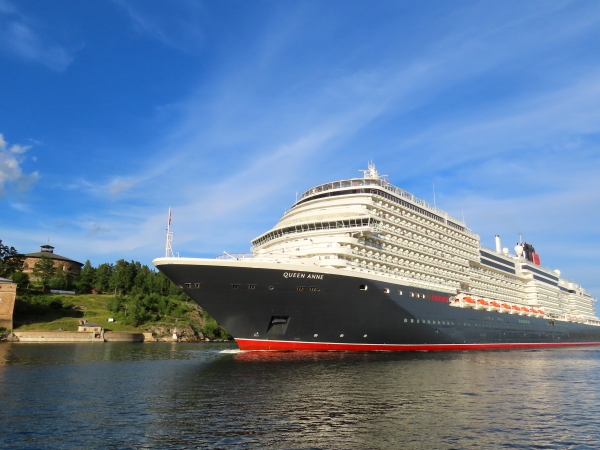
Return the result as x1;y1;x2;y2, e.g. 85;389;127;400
104;331;145;342
13;331;105;342
22;257;82;276
0;281;16;330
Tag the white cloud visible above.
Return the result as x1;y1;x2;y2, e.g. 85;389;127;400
114;0;205;53
0;133;39;196
0;2;74;71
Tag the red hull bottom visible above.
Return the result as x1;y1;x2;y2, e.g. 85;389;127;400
236;338;600;352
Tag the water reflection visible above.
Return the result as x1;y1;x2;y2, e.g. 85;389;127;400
1;344;599;448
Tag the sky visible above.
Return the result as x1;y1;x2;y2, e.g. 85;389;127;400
1;0;600;295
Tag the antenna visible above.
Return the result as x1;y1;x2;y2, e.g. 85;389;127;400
165;207;174;258
433;183;436;208
461;208;465;223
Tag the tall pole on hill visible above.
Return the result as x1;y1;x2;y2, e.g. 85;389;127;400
165;207;174;258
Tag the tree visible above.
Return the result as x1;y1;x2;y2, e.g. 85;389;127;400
11;271;29;289
76;260;96;293
94;263;113;293
32;255;56;289
49;265;70;290
0;239;24;278
110;259;137;295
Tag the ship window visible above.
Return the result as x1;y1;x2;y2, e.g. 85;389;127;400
410;292;415;297
383;288;390;294
427;320;431;324
194;283;201;288
411;319;414;323
404;318;407;323
184;283;191;288
359;285;368;291
309;287;320;292
397;290;403;295
297;286;305;291
268;286;274;290
231;284;240;289
247;284;256;290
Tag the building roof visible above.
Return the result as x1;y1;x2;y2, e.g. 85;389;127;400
0;277;13;284
22;252;83;266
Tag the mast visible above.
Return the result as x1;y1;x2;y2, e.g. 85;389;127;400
165;207;174;258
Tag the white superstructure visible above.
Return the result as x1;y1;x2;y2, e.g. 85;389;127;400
243;163;597;324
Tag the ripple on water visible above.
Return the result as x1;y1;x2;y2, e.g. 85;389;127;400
1;344;600;448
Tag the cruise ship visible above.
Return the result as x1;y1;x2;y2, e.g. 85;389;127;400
153;163;600;351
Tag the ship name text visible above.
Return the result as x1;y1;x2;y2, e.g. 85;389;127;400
283;272;324;280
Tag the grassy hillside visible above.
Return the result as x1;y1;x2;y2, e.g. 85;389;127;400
13;290;231;340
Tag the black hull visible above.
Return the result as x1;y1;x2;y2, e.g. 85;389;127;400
157;264;600;351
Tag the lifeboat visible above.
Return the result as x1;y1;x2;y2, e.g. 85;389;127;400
462;297;476;308
538;310;545;316
510;305;520;314
476;299;489;309
501;303;511;311
489;301;501;311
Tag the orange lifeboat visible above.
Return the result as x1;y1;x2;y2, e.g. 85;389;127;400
501;303;511;310
490;301;501;308
463;297;476;304
477;299;489;306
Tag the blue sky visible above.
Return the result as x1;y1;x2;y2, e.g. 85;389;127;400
1;1;600;295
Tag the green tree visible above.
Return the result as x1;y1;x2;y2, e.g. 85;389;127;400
94;263;113;293
0;239;24;278
11;271;29;289
49;265;70;290
110;259;137;295
32;255;56;289
76;260;96;293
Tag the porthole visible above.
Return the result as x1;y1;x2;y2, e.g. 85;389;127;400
383;288;390;294
359;285;368;291
404;318;408;323
397;290;403;295
194;283;201;288
410;319;414;323
247;284;256;290
184;283;191;288
268;286;274;291
297;286;305;291
340;334;344;338
314;334;318;337
309;287;319;292
231;284;240;289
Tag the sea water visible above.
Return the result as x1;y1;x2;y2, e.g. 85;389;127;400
1;343;599;449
